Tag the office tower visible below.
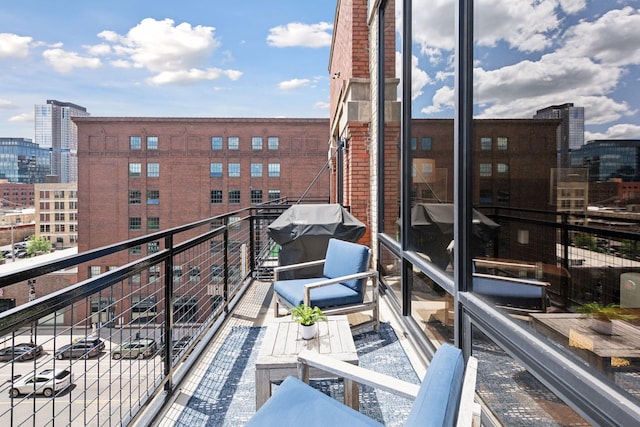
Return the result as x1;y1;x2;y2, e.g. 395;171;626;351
0;138;51;184
534;103;585;169
35;100;90;183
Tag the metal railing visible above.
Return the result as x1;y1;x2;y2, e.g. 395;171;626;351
0;204;291;426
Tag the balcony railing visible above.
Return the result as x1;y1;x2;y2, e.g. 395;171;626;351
0;204;291;426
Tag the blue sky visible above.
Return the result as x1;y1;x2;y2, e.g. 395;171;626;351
0;1;335;139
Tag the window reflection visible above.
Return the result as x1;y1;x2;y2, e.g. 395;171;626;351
410;269;453;344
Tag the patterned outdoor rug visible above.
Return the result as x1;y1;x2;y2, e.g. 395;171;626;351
173;323;419;426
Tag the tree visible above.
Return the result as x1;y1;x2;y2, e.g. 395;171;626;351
26;236;52;256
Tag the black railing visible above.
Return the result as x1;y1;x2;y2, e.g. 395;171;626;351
0;204;294;426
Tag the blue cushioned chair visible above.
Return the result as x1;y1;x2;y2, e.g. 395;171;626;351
246;343;480;427
272;238;379;331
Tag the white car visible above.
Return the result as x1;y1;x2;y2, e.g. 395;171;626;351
9;368;73;398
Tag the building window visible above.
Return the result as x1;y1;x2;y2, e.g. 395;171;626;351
251;189;263;204
411;137;417;150
54;213;65;221
479;189;493;204
129;217;142;230
131;295;157;324
89;266;101;278
479;163;492;177
130;136;141;150
497;137;508;150
252;137;263;150
497;163;509;176
147;162;160;177
421;137;432;150
229;190;241;204
54;190;65;198
173;266;183;285
129;163;141;177
228;163;240;177
148;265;160;283
188;265;201;284
228;136;239;150
480;137;492;150
146;136;158;150
147;190;159;204
210;190;223;204
251;163;263;177
210;163;223;178
211;136;223;150
129;190;141;204
54;201;65;210
147;217;160;230
147;241;160;253
497;189;510;203
129;273;141;285
268;190;280;201
129;245;142;255
268;136;279;150
268;163;280;177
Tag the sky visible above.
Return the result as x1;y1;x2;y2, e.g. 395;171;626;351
0;1;335;140
1;1;639;143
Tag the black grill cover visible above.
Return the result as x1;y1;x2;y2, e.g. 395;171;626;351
268;204;366;279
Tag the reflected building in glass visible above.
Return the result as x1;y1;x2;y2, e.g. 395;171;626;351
570;139;640;182
0;138;51;184
534;103;585;169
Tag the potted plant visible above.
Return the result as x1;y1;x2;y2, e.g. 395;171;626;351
577;302;637;335
291;304;327;340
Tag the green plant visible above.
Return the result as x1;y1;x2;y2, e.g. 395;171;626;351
26;236;52;256
577;302;637;322
290;304;326;326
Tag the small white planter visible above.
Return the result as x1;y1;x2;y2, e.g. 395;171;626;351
300;323;317;340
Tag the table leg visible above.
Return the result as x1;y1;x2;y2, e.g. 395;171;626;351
255;368;271;410
344;378;359;410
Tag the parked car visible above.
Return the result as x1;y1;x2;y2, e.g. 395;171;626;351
172;335;192;353
74;336;105;351
9;368;73;398
0;343;43;362
55;343;101;359
111;338;157;360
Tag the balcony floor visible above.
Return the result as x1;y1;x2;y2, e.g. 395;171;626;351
151;279;425;426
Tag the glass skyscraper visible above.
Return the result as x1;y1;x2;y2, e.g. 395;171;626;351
0;138;51;183
34;100;89;183
534;103;585;169
570;139;640;182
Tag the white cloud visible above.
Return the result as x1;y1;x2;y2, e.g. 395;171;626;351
85;43;111;56
267;22;332;48
0;33;32;59
42;48;102;73
0;99;18;109
278;78;311;90
586;124;640;141
314;101;330;109
8;113;32;123
148;68;242;86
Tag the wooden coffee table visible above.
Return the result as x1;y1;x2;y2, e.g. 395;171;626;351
255;315;359;410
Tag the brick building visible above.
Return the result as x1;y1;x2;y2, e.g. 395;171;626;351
74;117;330;276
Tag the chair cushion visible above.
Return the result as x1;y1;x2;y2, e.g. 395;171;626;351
274;278;362;308
404;343;465;427
246;376;383;427
322;238;370;293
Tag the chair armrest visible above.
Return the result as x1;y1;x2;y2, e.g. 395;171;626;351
303;270;378;305
297;349;420;400
473;273;549;287
456;356;480;427
274;259;326;280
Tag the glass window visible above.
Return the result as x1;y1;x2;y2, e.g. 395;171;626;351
89;266;101;278
228;163;240;177
251;163;263;177
130;136;141;150
147;217;160;230
268;163;280;177
188;265;201;284
228;190;241;204
479;163;492;177
411;137;417;150
211;137;223;150
497;137;508;150
210;190;223;204
129;217;141;230
129;163;141;177
268;190;280;201
129;273;141;285
252;137;263;150
497;163;509;176
268;136;279;150
210;163;222;178
421;137;432;150
251;189;263;204
146;136;158;150
129;190;141;204
173;266;183;285
228;136;239;150
479;189;493;204
480;137;492;150
147;190;159;204
129;245;142;255
147;163;159;177
148;265;160;283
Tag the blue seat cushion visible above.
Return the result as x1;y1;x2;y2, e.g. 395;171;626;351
274;278;362;308
246;376;383;427
322;238;370;293
404;343;465;427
